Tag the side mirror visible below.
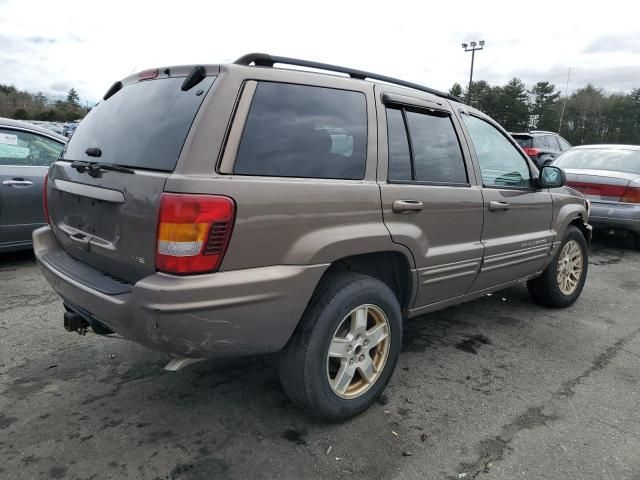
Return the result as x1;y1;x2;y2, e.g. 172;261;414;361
538;165;566;188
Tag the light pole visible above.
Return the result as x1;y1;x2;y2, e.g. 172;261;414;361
462;40;485;102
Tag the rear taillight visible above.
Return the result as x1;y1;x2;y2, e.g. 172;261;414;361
43;174;50;224
523;147;542;157
567;181;628;198
155;193;235;274
621;186;640;204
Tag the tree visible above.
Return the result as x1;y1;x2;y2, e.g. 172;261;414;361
449;83;463;98
529;81;561;131
66;88;80;108
493;78;529;131
562;84;608;144
13;108;29;120
465;80;499;114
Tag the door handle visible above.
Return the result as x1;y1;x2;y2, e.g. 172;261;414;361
488;201;510;211
392;200;424;213
3;179;34;187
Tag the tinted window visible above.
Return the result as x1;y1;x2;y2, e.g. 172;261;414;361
463;114;531;188
513;136;533;148
64;76;216;171
406;110;467;183
554;148;640;175
546;135;561;151
386;109;411;181
0;128;64;166
534;136;549;148
558;137;572;151
234;82;367;179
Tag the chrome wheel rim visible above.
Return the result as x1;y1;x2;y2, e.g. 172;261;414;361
557;240;583;295
326;304;391;399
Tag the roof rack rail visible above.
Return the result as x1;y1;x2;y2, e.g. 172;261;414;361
529;130;556;135
234;53;463;104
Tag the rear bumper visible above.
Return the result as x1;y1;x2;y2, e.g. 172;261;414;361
33;226;328;358
589;202;640;235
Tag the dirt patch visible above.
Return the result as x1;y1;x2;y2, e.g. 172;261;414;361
455;335;491;355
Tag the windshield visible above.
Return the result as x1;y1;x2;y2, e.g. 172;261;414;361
512;136;532;148
554;148;640;175
63;76;215;171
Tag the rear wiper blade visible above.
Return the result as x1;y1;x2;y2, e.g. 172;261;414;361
95;163;135;174
69;160;135;177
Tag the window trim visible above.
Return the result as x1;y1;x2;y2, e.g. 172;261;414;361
218;80;369;181
460;112;536;191
386;105;471;187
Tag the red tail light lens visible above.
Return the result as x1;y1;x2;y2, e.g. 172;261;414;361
523;147;542;157
43;174;50;224
155;193;235;274
139;68;159;81
621;186;640;204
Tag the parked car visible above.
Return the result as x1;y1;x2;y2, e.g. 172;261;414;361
33;54;591;421
0;117;66;252
554;144;640;247
63;122;79;137
511;131;572;168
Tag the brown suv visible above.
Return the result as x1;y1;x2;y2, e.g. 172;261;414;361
33;54;591;421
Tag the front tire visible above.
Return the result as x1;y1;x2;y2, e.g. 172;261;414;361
278;273;402;422
528;226;588;308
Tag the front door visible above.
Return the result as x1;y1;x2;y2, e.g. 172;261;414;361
460;113;553;291
377;90;484;307
0;127;64;246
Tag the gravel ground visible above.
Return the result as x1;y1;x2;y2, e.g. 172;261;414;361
1;236;639;480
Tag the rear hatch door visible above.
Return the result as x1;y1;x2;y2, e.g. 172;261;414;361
47;71;215;283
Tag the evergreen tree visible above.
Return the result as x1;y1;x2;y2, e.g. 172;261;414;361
66;88;80;108
449;83;463;98
529;81;561;131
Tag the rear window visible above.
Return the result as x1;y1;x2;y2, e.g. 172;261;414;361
534;137;549;148
512;136;532;148
234;82;367;180
554;149;640;175
63;76;215;171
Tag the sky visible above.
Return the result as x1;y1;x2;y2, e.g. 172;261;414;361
1;0;639;103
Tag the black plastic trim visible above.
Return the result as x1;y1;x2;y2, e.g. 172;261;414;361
42;250;132;295
234;53;464;104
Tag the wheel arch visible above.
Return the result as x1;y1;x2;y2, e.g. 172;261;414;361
319;251;416;314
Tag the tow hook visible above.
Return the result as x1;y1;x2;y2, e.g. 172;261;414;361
63;311;90;335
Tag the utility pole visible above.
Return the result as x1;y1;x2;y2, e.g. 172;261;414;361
462;40;485;103
558;67;571;134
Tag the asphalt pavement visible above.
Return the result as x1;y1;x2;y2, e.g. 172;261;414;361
1;236;639;480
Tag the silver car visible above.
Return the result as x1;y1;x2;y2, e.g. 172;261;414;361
0;118;66;252
554;145;640;246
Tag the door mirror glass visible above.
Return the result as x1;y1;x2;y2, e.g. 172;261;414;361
539;165;566;188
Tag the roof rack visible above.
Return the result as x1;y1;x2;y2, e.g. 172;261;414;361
529;130;556;135
234;53;463;104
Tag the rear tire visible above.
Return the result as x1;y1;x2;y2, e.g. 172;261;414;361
278;272;402;422
528;226;588;308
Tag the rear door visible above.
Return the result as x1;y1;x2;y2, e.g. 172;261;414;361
376;88;484;307
0;127;64;246
459;112;553;291
47;71;216;283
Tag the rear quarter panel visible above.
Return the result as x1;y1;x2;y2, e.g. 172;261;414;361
168;65;412;271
